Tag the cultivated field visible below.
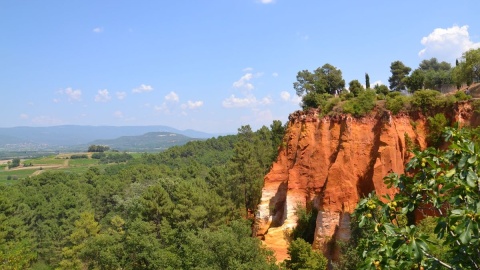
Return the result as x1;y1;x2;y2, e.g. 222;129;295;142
0;152;135;184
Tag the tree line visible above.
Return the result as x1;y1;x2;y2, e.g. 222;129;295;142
0;121;298;270
295;48;480;111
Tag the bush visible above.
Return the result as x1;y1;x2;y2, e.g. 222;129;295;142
91;152;106;159
8;158;21;169
454;90;471;101
291;203;317;243
285;238;328;270
302;92;332;110
342;89;377;117
99;152;133;164
410;89;441;113
386;94;410;114
321;97;341;116
70;154;88;159
426;113;449;147
474;99;480;113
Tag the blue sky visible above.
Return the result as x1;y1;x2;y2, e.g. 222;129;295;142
1;1;479;133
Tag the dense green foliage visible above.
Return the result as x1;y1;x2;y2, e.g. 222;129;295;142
88;145;110;152
453;48;480;86
294;63;345;99
0;122;287;269
285;238;328;270
7;158;20;169
351;127;480;269
290;203;318;244
389;61;411;91
342;89;377;117
404;58;453;93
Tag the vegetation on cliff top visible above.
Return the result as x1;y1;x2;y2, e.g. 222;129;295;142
294;48;480;120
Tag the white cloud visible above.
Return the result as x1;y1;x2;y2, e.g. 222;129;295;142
153;92;181;114
113;111;124;118
419;25;480;63
272;72;279;77
53;98;60;103
222;95;257;108
243;67;253;72
62;87;82;102
280;91;291;101
95;89;111;102
233;73;254;91
280;91;302;104
181;100;204;110
258;0;275;4
116;91;127;100
165;91;179;102
260;96;272;105
93;27;103;33
132;84;153;93
19;113;29;119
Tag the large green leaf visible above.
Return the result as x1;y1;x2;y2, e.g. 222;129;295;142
466;169;478;187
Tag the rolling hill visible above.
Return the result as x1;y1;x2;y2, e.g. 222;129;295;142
89;132;200;151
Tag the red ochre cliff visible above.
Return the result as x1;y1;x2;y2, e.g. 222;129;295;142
255;102;479;262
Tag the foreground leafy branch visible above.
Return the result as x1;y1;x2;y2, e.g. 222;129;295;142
352;126;480;269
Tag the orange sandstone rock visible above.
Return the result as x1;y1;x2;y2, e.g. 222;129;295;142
257;104;479;262
256;105;479;262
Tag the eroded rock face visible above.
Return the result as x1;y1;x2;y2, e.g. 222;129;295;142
256;105;478;262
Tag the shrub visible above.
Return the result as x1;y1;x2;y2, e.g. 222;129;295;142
302;92;332;110
285;238;328;270
342;89;377;117
454;90;471;101
91;152;106;159
426;113;449;147
322;97;340;116
474;99;480;113
386;94;410;114
339;92;354;101
410;89;441;113
70;154;88;159
291;203;317;243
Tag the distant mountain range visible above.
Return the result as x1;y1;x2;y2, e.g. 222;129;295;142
90;132;199;151
0;125;221;152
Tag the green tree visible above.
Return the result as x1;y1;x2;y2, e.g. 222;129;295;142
58;212;100;270
139;184;173;238
388;60;411;91
453;48;480;86
374;84;389;95
294;64;345;108
352;127;480;269
231;125;264;217
270;120;286;155
365;73;371;89
404;69;425;93
348;79;365;97
419;57;451;72
285;238;328;270
8;158;20;169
